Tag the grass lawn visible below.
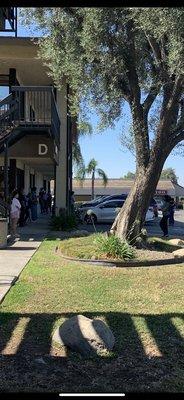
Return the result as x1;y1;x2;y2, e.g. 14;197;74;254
0;237;184;392
58;233;182;260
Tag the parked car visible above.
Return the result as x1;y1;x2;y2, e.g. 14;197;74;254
81;198;155;224
79;194;158;217
78;194;127;211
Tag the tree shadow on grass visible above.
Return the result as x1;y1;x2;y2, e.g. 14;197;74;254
0;311;183;392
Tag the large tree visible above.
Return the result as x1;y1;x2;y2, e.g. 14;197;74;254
21;7;184;242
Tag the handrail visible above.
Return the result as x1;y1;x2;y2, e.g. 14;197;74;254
0;93;12;107
0;93;19;144
11;86;53;91
0;86;60;149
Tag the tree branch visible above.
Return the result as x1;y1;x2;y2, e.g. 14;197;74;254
143;83;160;118
118;77;131;102
172;98;184;135
146;33;169;84
159;75;183;133
145;35;161;68
64;7;83;24
126;21;150;168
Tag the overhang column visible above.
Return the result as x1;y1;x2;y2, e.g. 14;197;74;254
55;83;68;214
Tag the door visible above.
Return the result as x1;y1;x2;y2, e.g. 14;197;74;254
17;168;24;190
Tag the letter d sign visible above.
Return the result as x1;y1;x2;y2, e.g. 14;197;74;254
38;144;48;155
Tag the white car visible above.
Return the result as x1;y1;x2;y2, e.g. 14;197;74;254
81;199;155;224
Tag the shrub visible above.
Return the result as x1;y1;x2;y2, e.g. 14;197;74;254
50;210;78;231
94;233;135;260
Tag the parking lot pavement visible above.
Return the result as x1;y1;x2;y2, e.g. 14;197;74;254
80;210;184;238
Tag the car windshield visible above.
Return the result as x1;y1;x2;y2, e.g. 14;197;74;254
99;200;125;208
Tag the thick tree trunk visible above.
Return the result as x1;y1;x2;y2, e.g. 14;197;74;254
110;152;167;243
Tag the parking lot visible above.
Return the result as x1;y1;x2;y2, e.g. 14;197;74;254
80;210;184;238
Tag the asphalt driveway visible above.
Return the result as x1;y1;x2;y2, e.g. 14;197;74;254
80;210;184;238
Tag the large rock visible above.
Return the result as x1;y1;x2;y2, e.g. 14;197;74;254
168;239;184;247
172;249;184;258
53;315;115;355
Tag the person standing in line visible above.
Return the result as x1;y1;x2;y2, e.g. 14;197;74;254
43;191;48;213
10;190;21;238
70;190;75;213
25;192;32;223
30;187;38;221
18;188;26;227
47;190;52;213
39;188;45;214
159;195;172;237
169;198;175;226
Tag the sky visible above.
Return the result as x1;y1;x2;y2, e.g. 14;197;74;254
1;9;184;185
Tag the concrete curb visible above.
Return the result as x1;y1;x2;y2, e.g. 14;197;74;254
57;250;184;268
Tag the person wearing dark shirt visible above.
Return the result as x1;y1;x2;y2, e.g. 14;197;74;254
169;198;175;226
160;195;172;237
18;188;26;227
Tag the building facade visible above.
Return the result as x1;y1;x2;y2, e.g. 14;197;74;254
73;178;184;203
0;8;73;214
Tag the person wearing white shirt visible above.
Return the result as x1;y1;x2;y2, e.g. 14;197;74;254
10;190;21;238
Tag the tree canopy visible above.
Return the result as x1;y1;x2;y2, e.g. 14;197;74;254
122;168;178;183
122;171;136;180
21;8;184;132
160;168;178;183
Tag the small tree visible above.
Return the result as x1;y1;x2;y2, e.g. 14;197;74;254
160;168;178;183
72;119;92;171
122;171;136;180
76;158;108;200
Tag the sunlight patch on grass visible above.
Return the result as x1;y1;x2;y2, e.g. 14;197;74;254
2;317;30;355
171;317;184;339
131;316;163;358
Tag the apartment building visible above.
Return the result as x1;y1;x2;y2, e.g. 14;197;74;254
0;7;74;214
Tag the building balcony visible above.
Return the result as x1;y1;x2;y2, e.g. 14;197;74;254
0;86;60;151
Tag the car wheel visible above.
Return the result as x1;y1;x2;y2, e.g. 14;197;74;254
84;213;97;224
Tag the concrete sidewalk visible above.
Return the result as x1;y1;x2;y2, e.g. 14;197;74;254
0;214;50;304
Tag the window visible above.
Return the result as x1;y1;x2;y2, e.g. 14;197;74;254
102;200;124;208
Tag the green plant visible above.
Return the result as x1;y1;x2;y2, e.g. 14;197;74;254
50;211;78;231
94;233;135;260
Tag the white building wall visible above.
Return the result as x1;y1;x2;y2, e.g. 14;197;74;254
35;171;43;191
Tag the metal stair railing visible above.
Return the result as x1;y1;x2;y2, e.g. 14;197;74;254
0;87;60;149
0;93;19;145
